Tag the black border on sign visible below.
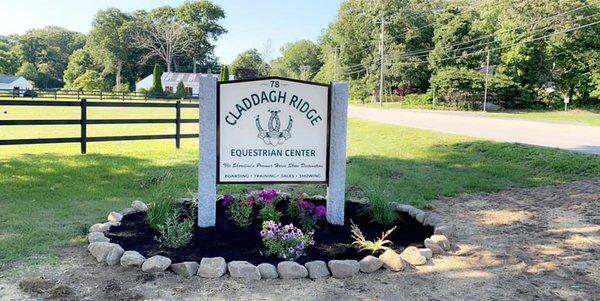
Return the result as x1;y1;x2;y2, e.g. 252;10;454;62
216;76;331;185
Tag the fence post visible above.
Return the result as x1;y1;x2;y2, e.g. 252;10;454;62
80;99;87;154
54;90;57;100
122;92;125;102
77;90;80;100
100;91;103;101
175;100;181;149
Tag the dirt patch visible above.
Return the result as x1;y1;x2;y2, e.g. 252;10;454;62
106;200;432;265
2;178;599;300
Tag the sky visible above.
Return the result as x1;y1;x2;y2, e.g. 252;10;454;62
0;0;341;64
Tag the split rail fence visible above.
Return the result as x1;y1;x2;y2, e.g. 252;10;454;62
0;99;199;154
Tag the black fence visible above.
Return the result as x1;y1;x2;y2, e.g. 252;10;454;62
0;88;199;102
0;99;199;154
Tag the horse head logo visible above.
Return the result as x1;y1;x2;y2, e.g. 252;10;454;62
255;109;293;146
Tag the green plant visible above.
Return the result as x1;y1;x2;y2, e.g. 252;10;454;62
350;221;396;254
150;63;163;94
260;221;314;261
220;65;229;81
228;198;254;228
364;184;397;226
146;196;176;231
287;199;302;218
174;81;186;99
157;211;193;249
259;205;282;222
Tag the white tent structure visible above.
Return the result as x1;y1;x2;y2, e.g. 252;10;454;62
136;72;233;96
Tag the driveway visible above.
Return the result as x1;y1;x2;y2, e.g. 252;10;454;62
349;107;600;155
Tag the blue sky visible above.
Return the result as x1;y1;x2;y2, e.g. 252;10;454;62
0;0;341;63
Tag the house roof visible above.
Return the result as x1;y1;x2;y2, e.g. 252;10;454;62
0;74;20;84
159;72;219;84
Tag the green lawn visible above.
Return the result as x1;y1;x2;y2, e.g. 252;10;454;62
1;104;599;267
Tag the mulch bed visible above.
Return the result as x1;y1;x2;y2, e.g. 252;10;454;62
106;200;433;265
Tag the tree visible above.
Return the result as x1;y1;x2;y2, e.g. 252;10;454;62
230;48;270;79
70;70;105;91
87;8;133;90
134;21;192;73
63;49;98;89
220;65;229;81
12;26;84;88
151;63;164;94
271;40;322;80
0;36;18;74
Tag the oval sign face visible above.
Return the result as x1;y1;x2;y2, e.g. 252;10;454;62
217;77;330;183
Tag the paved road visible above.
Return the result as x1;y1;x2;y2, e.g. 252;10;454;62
348;107;600;155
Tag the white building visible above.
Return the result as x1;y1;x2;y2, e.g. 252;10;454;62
136;72;234;96
0;74;33;95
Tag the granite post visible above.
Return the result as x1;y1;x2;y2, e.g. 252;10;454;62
326;81;349;225
198;77;217;227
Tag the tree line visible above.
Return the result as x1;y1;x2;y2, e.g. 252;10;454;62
0;0;225;92
228;0;600;109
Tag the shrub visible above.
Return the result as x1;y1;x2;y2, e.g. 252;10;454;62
402;92;432;106
259;205;282;223
363;184;397;226
146;197;176;231
157;211;193;249
350;221;396;254
150;63;163;94
174;81;185;99
260;221;314;261
226;197;254;228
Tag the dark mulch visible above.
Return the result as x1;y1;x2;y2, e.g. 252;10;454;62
106;200;433;265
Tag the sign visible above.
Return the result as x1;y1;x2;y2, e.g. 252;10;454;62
217;77;330;183
563;97;570;104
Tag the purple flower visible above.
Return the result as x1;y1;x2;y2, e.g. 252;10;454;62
221;194;235;206
297;200;314;210
314;206;326;218
258;189;279;201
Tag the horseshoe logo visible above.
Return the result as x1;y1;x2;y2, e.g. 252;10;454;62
255;109;293;146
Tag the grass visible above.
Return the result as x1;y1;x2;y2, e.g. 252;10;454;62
1;103;599;267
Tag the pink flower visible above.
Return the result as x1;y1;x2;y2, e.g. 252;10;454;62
245;197;255;206
314;206;326;218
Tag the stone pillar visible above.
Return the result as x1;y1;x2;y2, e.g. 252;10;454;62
198;77;217;227
326;81;349;225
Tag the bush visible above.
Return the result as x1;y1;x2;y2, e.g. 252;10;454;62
227;197;254;228
174;81;185;99
157;211;193;249
150;63;163;94
402;92;432;106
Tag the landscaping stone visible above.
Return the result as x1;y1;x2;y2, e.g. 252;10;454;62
257;263;278;279
411;209;424;218
228;261;261;280
424;238;445;254
312;195;326;201
416;211;428;223
434;225;452;238
142;255;171;273
379;250;405;271
430;234;451;250
131;200;148;212
400;246;426;266
394;204;415;214
418;248;433;260
359;255;383;273
120;251;146;267
107;211;123;222
197;257;227;278
328;260;360;278
423;213;442;226
120;207;136;216
171;262;200;278
87;232;109;243
277;261;308;279
88;242;123;265
88;222;120;233
305;261;329;279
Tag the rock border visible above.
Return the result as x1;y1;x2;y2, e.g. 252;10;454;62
87;197;453;280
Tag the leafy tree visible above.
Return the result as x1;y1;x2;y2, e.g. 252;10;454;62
12;26;84;88
220;65;229;81
271;40;322;80
151;63;164;94
70;70;105;91
63;49;98;89
0;36;18;74
230;48;270;79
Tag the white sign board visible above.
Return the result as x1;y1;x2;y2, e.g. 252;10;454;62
217;77;330;183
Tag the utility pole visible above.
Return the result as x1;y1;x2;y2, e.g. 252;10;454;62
483;47;490;112
376;16;388;108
